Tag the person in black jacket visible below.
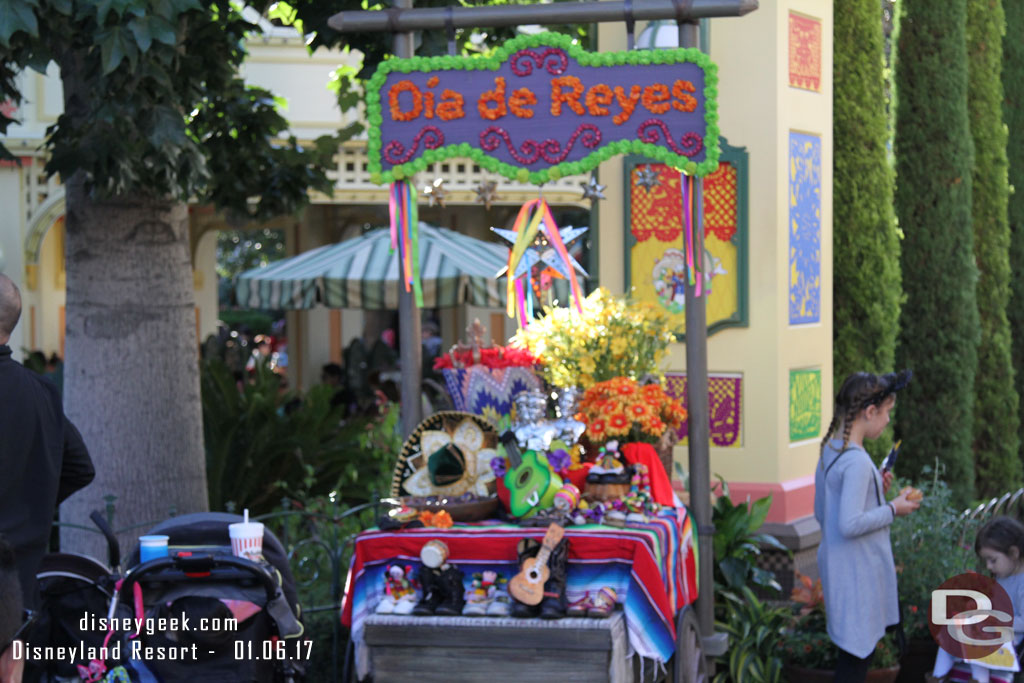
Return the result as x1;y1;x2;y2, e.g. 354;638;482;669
0;274;94;608
0;535;24;683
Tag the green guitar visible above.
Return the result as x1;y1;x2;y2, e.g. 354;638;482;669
499;431;563;518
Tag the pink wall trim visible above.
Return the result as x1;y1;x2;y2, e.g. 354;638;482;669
675;475;816;523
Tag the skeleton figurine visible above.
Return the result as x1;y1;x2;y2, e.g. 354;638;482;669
512;389;558;451
551;386;585;445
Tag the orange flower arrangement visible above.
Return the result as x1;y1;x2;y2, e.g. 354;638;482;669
578;377;687;444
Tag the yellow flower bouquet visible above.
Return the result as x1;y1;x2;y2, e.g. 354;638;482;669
578;377;687;445
510;287;676;391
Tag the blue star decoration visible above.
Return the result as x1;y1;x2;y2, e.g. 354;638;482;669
491;223;589;281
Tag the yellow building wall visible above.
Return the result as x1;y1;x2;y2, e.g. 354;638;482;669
598;2;833;520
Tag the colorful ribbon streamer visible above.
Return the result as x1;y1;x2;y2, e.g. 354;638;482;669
389;180;424;307
503;198;585;325
680;174;704;299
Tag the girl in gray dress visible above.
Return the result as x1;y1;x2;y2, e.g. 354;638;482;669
815;370;919;682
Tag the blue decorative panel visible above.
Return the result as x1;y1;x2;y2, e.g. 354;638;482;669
788;131;821;325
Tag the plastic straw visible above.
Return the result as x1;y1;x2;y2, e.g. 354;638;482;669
244;509;249;524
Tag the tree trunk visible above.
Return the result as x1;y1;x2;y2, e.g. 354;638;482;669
60;173;209;557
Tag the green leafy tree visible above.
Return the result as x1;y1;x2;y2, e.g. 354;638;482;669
0;0;585;553
1006;0;1024;458
0;1;344;552
832;0;901;457
892;0;978;504
966;0;1021;497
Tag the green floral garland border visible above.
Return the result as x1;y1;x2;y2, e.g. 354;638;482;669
365;32;720;185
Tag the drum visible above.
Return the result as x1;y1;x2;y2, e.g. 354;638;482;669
420;539;450;568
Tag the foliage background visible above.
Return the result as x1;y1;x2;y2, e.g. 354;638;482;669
965;0;1022;498
892;0;978;505
1006;0;1024;464
832;0;902;464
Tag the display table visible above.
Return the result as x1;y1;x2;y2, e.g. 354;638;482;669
341;508;697;681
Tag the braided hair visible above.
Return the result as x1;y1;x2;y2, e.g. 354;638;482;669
819;370;913;457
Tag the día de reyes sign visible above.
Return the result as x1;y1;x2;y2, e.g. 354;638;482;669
365;33;720;185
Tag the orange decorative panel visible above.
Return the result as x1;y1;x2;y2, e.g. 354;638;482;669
630;165;684;244
789;13;822;92
703;162;738;243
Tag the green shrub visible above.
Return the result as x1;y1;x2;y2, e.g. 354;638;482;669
711;481;787;600
893;0;978;505
1005;0;1024;459
966;0;1022;497
200;357;397;514
712;586;789;683
832;0;901;460
889;469;975;640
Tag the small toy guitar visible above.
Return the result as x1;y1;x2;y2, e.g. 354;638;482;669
499;431;563;518
509;523;565;605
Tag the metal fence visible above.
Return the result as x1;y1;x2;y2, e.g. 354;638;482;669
954;488;1024;549
54;493;379;683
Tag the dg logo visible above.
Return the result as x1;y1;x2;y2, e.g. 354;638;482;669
930;572;1015;660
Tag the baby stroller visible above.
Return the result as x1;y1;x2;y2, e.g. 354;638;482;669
113;512;306;683
22;511;134;683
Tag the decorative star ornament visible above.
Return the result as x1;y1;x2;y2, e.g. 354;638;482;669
580;175;606;202
423;178;448;207
492;223;589;280
475;181;499;210
635;165;662;193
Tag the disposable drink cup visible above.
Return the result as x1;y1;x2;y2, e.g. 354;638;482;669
229;522;264;561
139;535;169;562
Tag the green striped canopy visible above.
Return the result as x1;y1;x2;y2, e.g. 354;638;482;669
235;223;508;310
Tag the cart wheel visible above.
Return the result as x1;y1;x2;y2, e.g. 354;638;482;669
673;607;708;683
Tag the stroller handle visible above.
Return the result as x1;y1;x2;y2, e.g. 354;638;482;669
89;510;121;571
122;553;281;604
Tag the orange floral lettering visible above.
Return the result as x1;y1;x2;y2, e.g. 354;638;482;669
585;84;613;116
389;80;423;122
612;85;643;125
437;89;465;121
550;76;585;116
478;77;507;120
509;87;537;118
642;83;671;114
672;80;698;113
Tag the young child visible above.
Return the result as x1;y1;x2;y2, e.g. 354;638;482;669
934;516;1024;682
815;370;918;683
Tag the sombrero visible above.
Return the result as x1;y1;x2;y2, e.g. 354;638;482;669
391;411;499;498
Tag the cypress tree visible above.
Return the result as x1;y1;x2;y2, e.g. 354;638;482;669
1006;0;1024;462
893;0;978;504
967;0;1021;497
832;0;901;428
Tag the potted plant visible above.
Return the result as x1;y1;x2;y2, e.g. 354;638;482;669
713;586;792;683
783;572;902;682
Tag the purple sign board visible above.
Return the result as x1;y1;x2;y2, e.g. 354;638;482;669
365;33;720;185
